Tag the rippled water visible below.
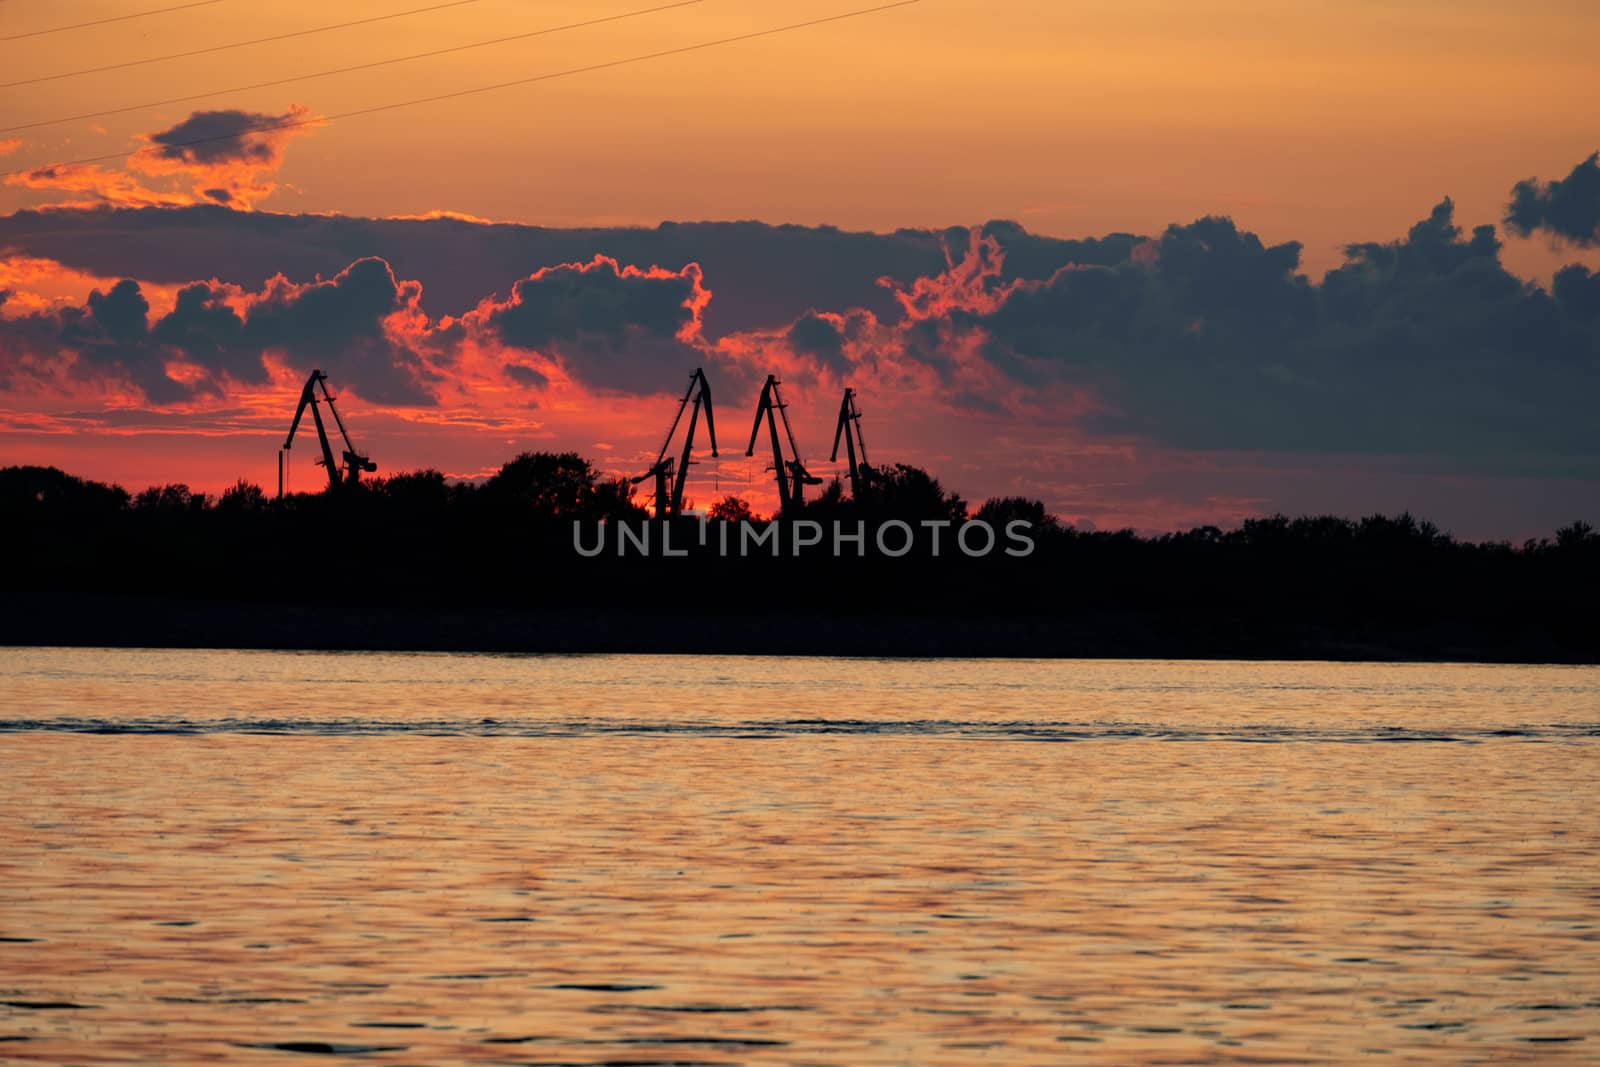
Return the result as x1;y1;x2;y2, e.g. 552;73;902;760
2;649;1596;1064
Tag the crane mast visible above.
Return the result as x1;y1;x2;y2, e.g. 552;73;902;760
830;387;871;498
279;369;375;497
634;368;718;517
745;374;821;516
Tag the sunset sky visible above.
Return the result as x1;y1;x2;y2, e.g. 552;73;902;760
3;0;1598;535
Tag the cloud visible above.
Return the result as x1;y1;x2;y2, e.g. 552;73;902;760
242;257;434;404
503;362;547;389
1553;264;1600;319
785;312;849;375
462;255;710;392
129;106;320;209
6;277;189;403
3;201;1597;492
0;138;21;157
4;106;317;211
1505;152;1600;247
141;108;307;168
5;162;197;210
0;257;434;405
0;209;1024;326
150;282;249;377
958;200;1599;468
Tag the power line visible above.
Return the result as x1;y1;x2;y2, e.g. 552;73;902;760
2;0;484;88
2;0;232;42
2;0;923;180
1;0;705;135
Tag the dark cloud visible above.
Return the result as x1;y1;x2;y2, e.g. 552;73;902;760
3;200;1596;478
785;312;848;376
975;219;1142;277
1505;152;1600;247
150;282;252;379
949;390;1010;417
32;279;189;403
0;258;434;405
248;259;402;351
502;362;547;388
0;208;1114;333
1553;264;1600;319
490;262;694;348
243;258;434;405
477;257;706;392
144;107;307;168
81;279;149;343
969;200;1599;468
5;108;317;211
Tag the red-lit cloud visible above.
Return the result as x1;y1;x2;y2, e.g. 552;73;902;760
3;195;1599;535
452;254;713;394
4;106;319;211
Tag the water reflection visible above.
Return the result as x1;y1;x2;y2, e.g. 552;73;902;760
1;650;1596;1064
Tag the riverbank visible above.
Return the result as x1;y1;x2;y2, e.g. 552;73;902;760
3;592;1592;663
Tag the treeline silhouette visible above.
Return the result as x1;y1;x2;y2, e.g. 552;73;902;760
3;456;1596;661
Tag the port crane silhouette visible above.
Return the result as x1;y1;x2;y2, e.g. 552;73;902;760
745;374;821;516
830;387;872;498
633;367;717;517
279;369;375;498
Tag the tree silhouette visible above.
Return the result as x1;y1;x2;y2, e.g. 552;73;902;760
1556;520;1597;548
134;483;208;512
370;469;457;512
2;457;1595;662
709;494;755;523
590;473;648;521
483;453;590;515
856;463;967;523
217;480;269;512
976;496;1058;530
0;466;128;518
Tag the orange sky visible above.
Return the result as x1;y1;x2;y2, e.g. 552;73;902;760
3;0;1597;276
2;0;1599;535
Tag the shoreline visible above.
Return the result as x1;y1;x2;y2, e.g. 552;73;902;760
3;592;1592;665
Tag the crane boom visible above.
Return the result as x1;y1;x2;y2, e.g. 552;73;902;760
830;387;871;498
285;372;340;484
279;369;375;496
745;374;820;515
634;368;718;517
671;373;716;517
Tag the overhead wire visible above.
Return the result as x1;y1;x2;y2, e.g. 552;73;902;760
3;0;484;88
1;0;705;134
1;0;924;180
2;0;232;42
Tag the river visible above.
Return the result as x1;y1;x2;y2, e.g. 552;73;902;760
2;649;1596;1064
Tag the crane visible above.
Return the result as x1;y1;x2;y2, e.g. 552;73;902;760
830;387;872;498
633;367;718;517
279;369;375;497
745;374;821;516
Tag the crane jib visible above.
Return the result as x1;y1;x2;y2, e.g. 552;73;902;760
278;369;376;498
636;367;718;518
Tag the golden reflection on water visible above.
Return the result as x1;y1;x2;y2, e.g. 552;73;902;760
1;651;1597;1065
